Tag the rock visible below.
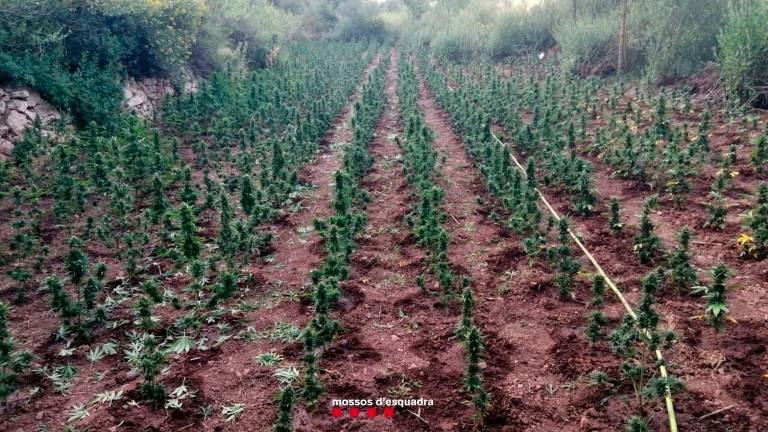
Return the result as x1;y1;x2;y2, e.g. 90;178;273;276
11;100;28;112
0;125;9;136
123;85;134;100
0;100;5;115
10;90;30;99
0;139;14;156
26;91;41;108
24;110;39;122
6;110;29;135
127;90;148;108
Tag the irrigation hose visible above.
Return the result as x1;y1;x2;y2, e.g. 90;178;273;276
490;131;679;432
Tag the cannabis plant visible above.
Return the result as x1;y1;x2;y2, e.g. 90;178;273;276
633;198;662;264
0;302;33;402
692;264;731;331
666;228;698;292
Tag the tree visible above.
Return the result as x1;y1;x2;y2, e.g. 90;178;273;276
618;0;629;74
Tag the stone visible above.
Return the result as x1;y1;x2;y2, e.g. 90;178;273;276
0;138;14;156
123;85;134;100
0;125;9;136
24;110;39;122
6;110;29;135
127;90;148;108
11;100;28;112
0;100;6;115
10;90;30;99
26;91;41;108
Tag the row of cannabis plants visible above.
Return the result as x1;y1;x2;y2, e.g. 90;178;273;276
0;43;376;422
272;52;389;431
467;59;768;260
419;53;684;431
395;52;490;421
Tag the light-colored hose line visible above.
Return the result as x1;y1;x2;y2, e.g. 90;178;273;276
490;130;679;432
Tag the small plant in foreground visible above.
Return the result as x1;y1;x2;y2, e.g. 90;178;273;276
609;198;624;234
692;263;731;332
126;333;168;404
456;285;475;341
739;184;768;258
633;197;662;264
666;227;698;292
554;218;580;299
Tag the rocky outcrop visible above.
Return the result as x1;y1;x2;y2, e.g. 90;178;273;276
0;87;61;160
0;70;198;159
123;70;198;118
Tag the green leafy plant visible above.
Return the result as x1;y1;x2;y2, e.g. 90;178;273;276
609;198;624;234
0;302;33;403
633;198;662;264
272;386;294;432
692;263;731;331
126;333;168;404
666;227;698;292
554;219;580;299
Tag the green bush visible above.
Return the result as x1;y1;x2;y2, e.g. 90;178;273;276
194;0;298;74
553;14;618;73
432;26;489;63
489;7;554;59
717;0;768;106
636;0;724;83
0;0;205;126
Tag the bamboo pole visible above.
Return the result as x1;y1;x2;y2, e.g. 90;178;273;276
490;130;679;432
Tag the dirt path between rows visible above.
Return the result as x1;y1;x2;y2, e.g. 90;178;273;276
412;63;603;430
291;49;468;432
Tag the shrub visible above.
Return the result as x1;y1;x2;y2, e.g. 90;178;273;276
635;0;724;82
195;0;298;74
717;0;768;107
0;0;205;126
553;14;618;73
489;7;554;59
432;26;488;63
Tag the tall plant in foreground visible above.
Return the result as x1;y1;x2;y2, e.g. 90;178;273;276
464;325;489;414
273;386;295;432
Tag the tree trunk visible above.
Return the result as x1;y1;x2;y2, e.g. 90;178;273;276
618;0;629;74
572;0;577;23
